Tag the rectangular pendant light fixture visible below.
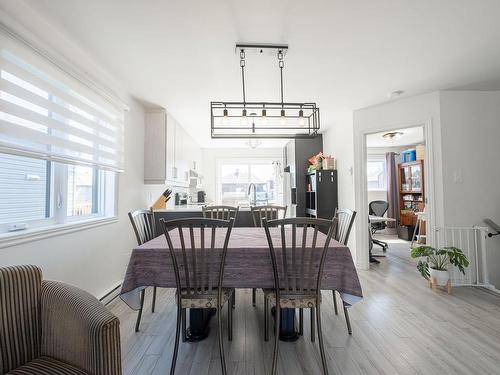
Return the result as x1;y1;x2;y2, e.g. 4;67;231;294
210;44;320;139
211;101;320;138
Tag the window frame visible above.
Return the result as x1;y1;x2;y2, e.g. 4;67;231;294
0;153;118;242
366;155;388;192
215;157;281;206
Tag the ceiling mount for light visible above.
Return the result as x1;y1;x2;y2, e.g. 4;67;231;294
388;89;405;98
211;43;320;139
382;131;404;140
245;139;262;149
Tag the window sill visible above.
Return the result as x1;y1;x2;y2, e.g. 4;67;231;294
0;216;119;249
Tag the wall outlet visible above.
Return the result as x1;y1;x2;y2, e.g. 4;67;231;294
453;170;463;184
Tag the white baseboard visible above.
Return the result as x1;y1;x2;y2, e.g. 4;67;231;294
99;282;122;306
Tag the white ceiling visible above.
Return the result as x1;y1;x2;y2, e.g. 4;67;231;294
22;0;500;148
366;126;424;148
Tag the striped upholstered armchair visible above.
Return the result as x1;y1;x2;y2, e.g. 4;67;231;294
0;265;122;375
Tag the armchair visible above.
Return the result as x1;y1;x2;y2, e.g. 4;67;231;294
0;265;122;375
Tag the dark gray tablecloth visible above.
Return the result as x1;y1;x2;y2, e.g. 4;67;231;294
120;227;363;309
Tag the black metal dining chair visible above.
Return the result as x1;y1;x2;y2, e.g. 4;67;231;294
251;204;287;227
250;205;287;306
332;208;356;335
128;209;157;332
159;217;235;375
202;205;239;221
263;217;337;375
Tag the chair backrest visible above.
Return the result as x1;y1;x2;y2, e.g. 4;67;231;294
202;205;239;221
251;205;287;227
334;208;357;245
369;200;389;217
128;209;155;245
159;217;235;297
0;265;42;373
262;217;337;296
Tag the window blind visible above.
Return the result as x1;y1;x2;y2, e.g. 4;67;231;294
0;33;125;172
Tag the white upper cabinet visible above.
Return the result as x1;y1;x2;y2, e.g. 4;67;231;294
144;108;201;185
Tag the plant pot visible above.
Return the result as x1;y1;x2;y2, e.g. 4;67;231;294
429;268;449;286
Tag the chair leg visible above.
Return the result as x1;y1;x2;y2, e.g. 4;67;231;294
299;308;304;336
252;288;256;306
232;290;236;309
343;303;352;335
310;307;315;342
264;295;269;342
332;290;338;315
135;289;146;332
228;297;233;341
170;301;182;375
218;303;227;375
316;304;330;375
411;219;420;247
181;308;187;342
152;286;157;313
272;304;280;375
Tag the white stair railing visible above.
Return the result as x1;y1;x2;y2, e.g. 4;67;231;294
433;226;490;287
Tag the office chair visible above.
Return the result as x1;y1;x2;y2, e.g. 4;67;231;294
369;200;389;251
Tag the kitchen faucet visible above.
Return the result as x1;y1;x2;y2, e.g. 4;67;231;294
248;182;257;206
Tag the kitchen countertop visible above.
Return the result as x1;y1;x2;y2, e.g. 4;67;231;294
156;205;253;212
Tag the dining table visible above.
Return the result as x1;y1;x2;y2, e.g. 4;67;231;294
120;226;363;342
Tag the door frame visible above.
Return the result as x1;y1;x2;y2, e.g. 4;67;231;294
353;118;437;270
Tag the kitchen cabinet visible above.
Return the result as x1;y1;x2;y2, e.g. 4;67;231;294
144;108;202;186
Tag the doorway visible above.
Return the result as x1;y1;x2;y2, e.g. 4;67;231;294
362;125;431;267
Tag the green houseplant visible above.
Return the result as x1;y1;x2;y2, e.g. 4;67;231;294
410;246;469;286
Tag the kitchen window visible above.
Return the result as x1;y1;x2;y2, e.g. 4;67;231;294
216;159;281;207
367;156;387;191
0;30;124;239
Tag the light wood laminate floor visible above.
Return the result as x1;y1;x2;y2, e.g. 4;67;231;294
109;240;500;375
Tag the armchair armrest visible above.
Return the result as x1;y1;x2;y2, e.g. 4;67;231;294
40;280;122;375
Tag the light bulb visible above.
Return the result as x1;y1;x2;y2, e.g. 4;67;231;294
261;109;268;125
240;109;248;126
280;109;287;126
222;108;229;125
298;109;305;127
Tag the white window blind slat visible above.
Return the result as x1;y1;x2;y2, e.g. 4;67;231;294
1;76;120;140
0;120;119;169
0;33;125;171
0;58;123;133
1;80;120;149
0;108;123;162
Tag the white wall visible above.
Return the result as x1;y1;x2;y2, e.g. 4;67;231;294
322;113;357;260
351;90;500;287
439;91;500;288
201;148;283;204
0;2;147;298
352;92;443;269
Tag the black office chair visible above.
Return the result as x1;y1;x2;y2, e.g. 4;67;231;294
369;200;389;252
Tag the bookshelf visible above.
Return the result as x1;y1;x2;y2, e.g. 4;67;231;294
305;170;338;220
398;160;425;227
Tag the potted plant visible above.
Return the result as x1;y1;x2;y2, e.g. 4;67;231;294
410;246;469;286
